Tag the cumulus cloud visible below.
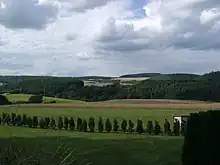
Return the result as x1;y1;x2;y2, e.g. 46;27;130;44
0;0;220;76
0;0;58;29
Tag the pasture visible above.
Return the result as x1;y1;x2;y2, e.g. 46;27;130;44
0;126;183;165
6;94;81;103
1;94;217;165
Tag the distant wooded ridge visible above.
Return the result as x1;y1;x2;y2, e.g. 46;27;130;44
0;71;220;102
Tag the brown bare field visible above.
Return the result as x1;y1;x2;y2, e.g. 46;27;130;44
5;99;220;110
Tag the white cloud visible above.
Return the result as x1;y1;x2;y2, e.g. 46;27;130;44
0;0;220;76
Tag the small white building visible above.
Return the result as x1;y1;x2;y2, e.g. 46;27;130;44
173;115;189;128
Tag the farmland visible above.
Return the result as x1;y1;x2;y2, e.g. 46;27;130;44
0;126;183;165
0;94;217;165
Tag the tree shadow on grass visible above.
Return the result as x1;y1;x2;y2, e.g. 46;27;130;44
0;136;183;165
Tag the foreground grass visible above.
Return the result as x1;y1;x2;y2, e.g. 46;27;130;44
0;126;183;165
0;105;201;126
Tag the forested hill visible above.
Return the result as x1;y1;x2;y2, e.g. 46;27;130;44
120;73;161;78
0;71;220;102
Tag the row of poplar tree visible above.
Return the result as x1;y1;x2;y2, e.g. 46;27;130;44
0;112;184;136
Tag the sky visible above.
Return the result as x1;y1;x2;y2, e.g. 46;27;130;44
0;0;220;77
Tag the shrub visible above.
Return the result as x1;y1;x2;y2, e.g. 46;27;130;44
5;114;11;125
58;116;63;130
173;119;180;136
15;114;22;126
49;100;56;103
105;118;112;132
32;116;38;128
77;117;83;131
22;114;27;126
182;111;220;165
128;120;134;133
39;118;45;129
0;116;1;125
11;113;16;126
121;119;127;132
98;117;104;132
2;112;7;124
44;117;50;129
181;119;187;136
0;95;10;105
69;117;75;131
27;117;33;128
147;121;153;135
64;117;69;130
113;119;119;132
82;119;88;132
50;117;56;129
88;117;95;132
28;95;43;103
154;121;161;135
163;119;171;135
136;119;144;134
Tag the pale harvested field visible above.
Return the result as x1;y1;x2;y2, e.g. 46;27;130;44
112;77;150;82
4;100;220;110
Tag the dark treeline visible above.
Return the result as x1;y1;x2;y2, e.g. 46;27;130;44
1;71;220;102
0;112;184;136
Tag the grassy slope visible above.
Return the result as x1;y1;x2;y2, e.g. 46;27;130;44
6;94;81;103
0;126;183;165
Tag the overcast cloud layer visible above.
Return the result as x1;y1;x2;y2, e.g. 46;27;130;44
0;0;220;76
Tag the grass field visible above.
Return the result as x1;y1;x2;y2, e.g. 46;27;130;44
0;94;214;165
0;105;201;127
6;94;81;103
0;126;183;165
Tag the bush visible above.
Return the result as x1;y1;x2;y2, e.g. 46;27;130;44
82;119;88;132
173;119;180;136
163;119;171;135
2;112;7;124
69;117;75;131
15;114;22;126
136;119;144;134
147;121;153;135
44;117;50;129
88;117;95;132
121;119;127;132
39;118;45;129
5;114;11;125
105;118;112;132
32;116;38;128
181;119;187;136
58;116;63;130
0;95;10;105
128;120;134;133
154;121;161;135
77;117;83;131
0;116;1;124
50;117;56;129
98;117;104;132
27;117;33;128
182;111;220;165
28;95;43;103
11;113;16;126
64;117;69;130
49;100;56;103
113;119;119;132
22;114;27;126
